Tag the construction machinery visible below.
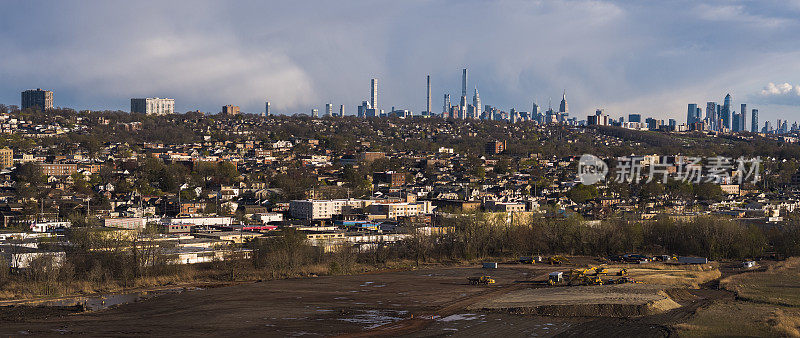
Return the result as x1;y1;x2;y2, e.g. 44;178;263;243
617;268;628;276
467;275;496;285
549;255;570;265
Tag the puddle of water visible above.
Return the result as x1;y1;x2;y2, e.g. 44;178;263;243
20;287;204;311
437;313;483;322
337;309;409;330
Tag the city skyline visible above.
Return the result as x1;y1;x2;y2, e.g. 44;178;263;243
2;1;800;122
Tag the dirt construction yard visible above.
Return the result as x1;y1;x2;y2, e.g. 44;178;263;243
0;260;743;337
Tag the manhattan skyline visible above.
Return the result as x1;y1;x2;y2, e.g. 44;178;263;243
2;1;800;122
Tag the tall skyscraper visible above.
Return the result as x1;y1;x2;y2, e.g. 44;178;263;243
732;112;740;132
325;103;333;117
706;102;717;131
459;69;468;115
265;101;271;116
21;89;54;110
740;103;747;131
687;103;698;124
443;94;450;115
461;68;468;97
339;104;345;117
426;75;431;114
472;88;481;119
559;90;568;113
751;109;759;133
131;98;174;115
722;94;731;129
532;101;540;122
370;78;378;110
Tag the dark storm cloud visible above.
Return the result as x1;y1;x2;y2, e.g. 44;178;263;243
1;0;800;122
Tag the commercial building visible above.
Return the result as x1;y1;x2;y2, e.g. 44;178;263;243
21;89;53;110
131;98;175;115
373;171;406;187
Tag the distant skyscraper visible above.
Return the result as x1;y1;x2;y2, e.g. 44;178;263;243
722;94;731;129
732;112;740;132
628;113;641;123
559;90;568;113
706;102;717;130
687;103;699;124
751;109;759;133
370;78;378;110
443;94;450;115
472;88;481;119
459;69;468;115
740;103;747;131
325;103;333;117
461;68;468;97
131;98;174;115
21;89;53;110
265;101;271;116
532;101;540;122
311;108;319;118
339;104;345;117
426;75;431;114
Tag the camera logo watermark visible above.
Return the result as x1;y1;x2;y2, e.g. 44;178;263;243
578;154;608;185
577;155;761;185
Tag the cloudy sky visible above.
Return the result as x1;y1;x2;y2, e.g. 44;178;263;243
2;0;800;125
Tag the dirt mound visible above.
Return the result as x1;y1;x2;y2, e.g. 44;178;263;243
469;284;680;318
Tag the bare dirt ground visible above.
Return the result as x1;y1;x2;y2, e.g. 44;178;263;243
0;261;739;337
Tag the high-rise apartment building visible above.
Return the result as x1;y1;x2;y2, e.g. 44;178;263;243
739;103;747;132
472;88;481;119
131;98;174;115
21;89;53;110
443;94;450;114
370;78;378;110
0;148;12;169
222;105;240;115
425;75;431;114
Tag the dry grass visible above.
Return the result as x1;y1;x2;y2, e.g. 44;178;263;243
678;300;800;337
722;258;800;307
607;263;721;288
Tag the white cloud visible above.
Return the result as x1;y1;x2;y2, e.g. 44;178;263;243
761;82;796;96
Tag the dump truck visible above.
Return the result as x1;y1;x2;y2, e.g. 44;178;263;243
468;275;496;285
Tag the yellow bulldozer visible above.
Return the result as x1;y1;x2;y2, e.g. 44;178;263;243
549;255;570;265
468;275;496;285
